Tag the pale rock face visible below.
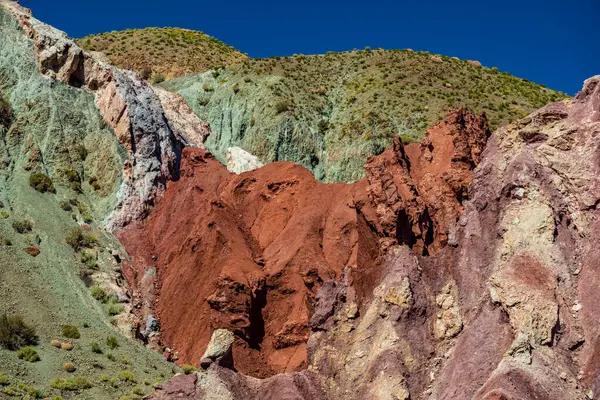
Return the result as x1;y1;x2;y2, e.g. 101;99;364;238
225;146;263;174
154;86;211;147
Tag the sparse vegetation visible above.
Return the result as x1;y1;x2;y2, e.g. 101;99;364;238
29;173;55;193
16;346;40;362
12;219;32;234
118;370;137;383
150;71;165;84
0;314;38;350
62;325;80;339
164;48;568;183
106;336;119;349
50;376;92;391
66;227;97;251
77;28;248;80
91;341;102;353
108;302;125;316
181;364;198;374
91;285;109;303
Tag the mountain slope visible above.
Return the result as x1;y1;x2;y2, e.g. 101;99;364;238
162;49;568;182
77;28;248;81
0;3;200;398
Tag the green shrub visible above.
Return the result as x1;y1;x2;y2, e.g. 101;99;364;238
181;364;198;374
106;336;119;349
0;94;12;129
91;286;108;303
108;303;124;316
0;314;38;350
0;372;9;386
59;200;73;211
132;386;145;395
62;325;80;339
106;351;116;361
50;376;92;391
16;346;40;362
0;210;8;219
12;219;32;234
150;71;165;84
100;375;109;382
75;145;88;160
275;101;290;114
66;227;97;251
118;370;137;383
29;173;55;193
88;176;101;191
91;341;102;354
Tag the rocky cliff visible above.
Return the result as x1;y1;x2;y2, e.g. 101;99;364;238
148;76;600;399
118;108;490;378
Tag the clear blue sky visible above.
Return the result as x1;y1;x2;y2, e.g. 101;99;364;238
20;0;599;95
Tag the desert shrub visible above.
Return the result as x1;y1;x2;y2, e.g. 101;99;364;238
91;341;102;354
16;346;40;362
232;83;240;94
140;67;152;80
150;71;165;84
202;83;213;92
0;94;12;129
0;314;38;350
50;376;92;391
91;286;108;303
0;210;8;219
29;173;55;193
118;370;137;383
100;375;109;382
12;219;32;234
63;362;76;372
0;372;9;386
81;251;98;269
106;351;116;361
275;101;290;114
88;176;101;191
106;336;119;349
133;386;145;395
107;303;124;316
75;145;88;160
62;325;80;339
181;364;198;374
66;227;97;251
59;200;72;211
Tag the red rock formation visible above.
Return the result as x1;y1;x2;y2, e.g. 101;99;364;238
149;77;600;400
118;108;489;378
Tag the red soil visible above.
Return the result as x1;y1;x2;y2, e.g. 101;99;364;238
118;108;489;377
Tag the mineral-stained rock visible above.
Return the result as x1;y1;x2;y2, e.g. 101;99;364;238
149;77;600;399
118;108;489;379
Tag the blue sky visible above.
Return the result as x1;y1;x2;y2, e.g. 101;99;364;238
20;0;599;95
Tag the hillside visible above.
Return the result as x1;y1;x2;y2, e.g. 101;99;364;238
162;49;569;182
77;28;248;81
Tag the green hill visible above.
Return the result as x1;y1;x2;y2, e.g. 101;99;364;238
77;27;248;81
162;49;568;182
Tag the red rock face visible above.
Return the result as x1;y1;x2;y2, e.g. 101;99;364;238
118;108;489;378
149;78;600;400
